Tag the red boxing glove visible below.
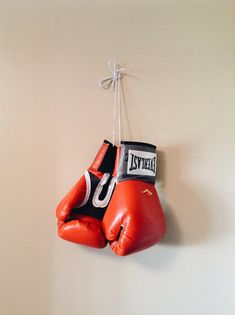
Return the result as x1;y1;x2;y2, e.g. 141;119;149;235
102;141;166;255
56;140;116;248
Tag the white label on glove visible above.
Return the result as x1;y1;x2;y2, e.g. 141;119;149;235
127;150;156;177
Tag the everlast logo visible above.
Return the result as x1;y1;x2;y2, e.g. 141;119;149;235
126;149;157;177
129;153;156;174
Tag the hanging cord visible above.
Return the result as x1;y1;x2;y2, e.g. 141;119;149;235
98;60;127;146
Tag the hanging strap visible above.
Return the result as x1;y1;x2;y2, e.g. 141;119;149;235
98;60;126;146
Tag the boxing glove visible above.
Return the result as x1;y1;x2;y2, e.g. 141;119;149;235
102;141;166;255
56;140;117;248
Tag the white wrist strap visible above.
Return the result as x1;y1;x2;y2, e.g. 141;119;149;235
98;60;126;146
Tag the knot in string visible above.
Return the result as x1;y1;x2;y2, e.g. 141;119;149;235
98;60;126;90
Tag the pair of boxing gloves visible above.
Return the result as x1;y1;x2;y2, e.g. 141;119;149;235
56;140;166;256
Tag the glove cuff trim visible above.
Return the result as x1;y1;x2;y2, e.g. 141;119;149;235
121;141;156;150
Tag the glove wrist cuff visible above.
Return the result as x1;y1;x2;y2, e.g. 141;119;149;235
117;141;157;184
89;140;117;174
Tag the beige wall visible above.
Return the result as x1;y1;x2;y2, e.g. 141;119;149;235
1;1;235;314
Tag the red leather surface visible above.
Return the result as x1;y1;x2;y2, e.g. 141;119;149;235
89;142;109;173
58;215;106;248
56;141;111;249
102;180;166;256
56;176;86;222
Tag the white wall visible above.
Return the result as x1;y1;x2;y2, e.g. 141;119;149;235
1;1;235;314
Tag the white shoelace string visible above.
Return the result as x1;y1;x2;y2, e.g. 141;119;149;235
98;60;126;146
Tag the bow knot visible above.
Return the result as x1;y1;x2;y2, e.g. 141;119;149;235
99;60;126;89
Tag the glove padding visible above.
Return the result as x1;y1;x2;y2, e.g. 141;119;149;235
56;140;116;248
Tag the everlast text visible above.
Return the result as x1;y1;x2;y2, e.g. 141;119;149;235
129;153;156;173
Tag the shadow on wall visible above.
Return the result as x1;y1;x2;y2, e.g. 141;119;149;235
133;145;229;269
157;146;211;246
